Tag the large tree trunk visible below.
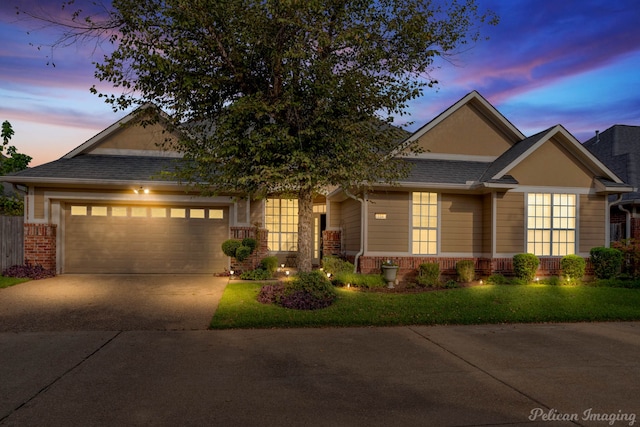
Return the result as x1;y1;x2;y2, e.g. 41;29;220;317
297;187;313;272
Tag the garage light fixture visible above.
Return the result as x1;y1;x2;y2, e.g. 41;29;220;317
133;187;149;194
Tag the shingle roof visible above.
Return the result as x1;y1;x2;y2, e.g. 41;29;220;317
2;155;181;183
400;158;490;184
584;125;640;202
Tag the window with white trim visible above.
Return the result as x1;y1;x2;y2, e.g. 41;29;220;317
266;198;298;251
527;193;576;256
412;192;438;255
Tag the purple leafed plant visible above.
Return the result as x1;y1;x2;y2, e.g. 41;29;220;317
2;264;55;280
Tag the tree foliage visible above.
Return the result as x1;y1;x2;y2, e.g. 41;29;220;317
21;0;497;270
1;120;32;175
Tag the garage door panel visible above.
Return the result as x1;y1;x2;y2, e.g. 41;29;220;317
64;205;229;274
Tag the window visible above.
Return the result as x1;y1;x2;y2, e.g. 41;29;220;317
91;206;107;216
150;208;166;218
70;206;87;216
170;208;186;218
190;209;205;219
112;207;127;217
527;193;576;256
131;207;147;217
209;209;224;219
412;192;438;255
266;198;298;251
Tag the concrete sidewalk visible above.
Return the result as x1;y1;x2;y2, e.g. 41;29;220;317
1;322;639;426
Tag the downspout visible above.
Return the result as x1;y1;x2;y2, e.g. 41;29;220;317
344;189;366;274
610;194;631;240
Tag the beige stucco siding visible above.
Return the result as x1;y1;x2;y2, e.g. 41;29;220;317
411;104;515;156
579;194;606;252
367;192;409;252
440;194;483;253
495;192;525;253
341;198;361;252
507;138;594;187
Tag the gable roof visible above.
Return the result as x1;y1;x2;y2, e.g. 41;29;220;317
400;91;525;150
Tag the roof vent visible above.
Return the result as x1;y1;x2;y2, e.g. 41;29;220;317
595;130;600;144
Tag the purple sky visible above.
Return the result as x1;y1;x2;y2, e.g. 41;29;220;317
1;0;640;166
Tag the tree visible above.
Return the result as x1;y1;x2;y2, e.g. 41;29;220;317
1;120;32;175
22;0;497;271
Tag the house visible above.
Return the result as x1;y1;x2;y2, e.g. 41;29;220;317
0;91;632;278
583;125;640;241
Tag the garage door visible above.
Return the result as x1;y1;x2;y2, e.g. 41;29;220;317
64;204;229;273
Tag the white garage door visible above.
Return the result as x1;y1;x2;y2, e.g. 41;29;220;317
64;204;229;273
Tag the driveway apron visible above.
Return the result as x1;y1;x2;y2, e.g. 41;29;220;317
0;274;228;332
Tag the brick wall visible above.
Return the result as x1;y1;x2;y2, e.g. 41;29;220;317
322;230;341;257
229;227;269;272
24;223;56;271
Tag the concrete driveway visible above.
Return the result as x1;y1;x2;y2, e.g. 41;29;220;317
0;274;228;332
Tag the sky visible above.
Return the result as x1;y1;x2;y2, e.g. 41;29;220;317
1;0;640;166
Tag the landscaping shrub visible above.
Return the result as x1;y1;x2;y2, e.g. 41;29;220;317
513;253;539;282
560;254;586;281
235;245;252;262
456;260;475;283
486;274;508;285
322;256;354;275
241;237;258;253
611;239;640;278
257;271;337;310
257;284;285;304
2;264;55;280
285;271;337;310
590;247;623;279
260;256;279;275
331;272;386;289
444;280;459;289
221;239;242;257
417;263;440;287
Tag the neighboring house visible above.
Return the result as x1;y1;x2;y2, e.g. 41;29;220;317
0;91;632;277
583;125;640;241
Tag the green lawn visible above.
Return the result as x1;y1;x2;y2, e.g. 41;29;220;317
0;276;29;289
210;282;640;329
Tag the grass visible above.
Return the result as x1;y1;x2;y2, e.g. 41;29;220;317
0;276;30;289
210;282;640;329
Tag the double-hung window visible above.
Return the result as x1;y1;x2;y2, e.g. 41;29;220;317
527;193;576;256
265;198;298;252
412;192;438;255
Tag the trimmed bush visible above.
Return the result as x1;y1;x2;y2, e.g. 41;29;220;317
417;263;440;287
513;253;539;282
280;271;337;310
242;237;258;253
235;245;252;262
560;255;586;281
221;239;242;257
590;247;623;279
260;256;279;275
322;256;354;275
456;260;475;283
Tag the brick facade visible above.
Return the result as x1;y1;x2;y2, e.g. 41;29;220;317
325;230;593;281
322;230;342;258
24;223;56;271
229;227;269;272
